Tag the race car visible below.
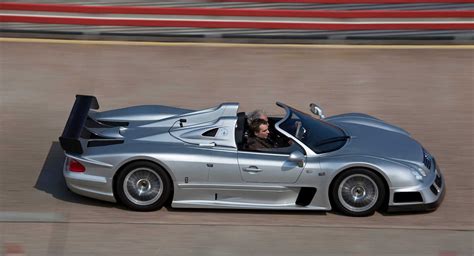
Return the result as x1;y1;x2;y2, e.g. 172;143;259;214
59;95;444;216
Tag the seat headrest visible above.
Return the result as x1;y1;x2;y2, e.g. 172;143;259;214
235;112;246;145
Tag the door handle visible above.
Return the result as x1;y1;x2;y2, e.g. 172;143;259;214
243;166;262;173
199;142;216;148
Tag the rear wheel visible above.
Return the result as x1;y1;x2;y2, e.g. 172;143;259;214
116;161;171;211
331;169;386;217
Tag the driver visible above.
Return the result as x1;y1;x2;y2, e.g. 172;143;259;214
246;119;277;151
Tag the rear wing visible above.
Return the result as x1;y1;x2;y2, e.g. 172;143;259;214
59;95;99;154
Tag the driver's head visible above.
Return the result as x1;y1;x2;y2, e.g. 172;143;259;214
248;109;268;124
250;119;269;139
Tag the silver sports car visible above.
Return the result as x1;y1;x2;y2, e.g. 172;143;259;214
59;95;444;216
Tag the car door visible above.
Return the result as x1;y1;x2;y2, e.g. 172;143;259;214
237;148;305;183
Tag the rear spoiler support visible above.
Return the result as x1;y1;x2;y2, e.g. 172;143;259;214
59;95;99;154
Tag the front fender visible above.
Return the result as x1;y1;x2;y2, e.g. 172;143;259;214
320;155;421;193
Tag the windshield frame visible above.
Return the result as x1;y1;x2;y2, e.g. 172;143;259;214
274;102;348;156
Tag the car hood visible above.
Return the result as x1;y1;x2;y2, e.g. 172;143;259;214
326;113;423;163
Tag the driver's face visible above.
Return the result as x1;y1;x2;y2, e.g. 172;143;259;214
255;124;269;139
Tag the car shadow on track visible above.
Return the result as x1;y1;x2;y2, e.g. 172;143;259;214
164;206;327;216
34;142;121;209
380;210;434;217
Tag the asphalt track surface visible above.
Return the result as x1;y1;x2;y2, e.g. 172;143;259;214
0;39;473;255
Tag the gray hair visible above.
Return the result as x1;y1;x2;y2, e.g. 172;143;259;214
247;109;267;124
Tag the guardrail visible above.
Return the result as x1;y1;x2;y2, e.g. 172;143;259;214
1;1;473;42
1;2;473;18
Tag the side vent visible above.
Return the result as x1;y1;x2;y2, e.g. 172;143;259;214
296;187;317;206
88;140;124;147
393;192;423;203
100;120;129;127
85;117;129;128
81;128;124;148
202;128;219;137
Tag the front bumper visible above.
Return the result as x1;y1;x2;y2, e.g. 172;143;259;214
387;166;445;213
387;183;445;212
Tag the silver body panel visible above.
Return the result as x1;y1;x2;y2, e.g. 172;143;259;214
62;101;445;211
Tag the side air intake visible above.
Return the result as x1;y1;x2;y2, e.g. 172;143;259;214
295;187;317;206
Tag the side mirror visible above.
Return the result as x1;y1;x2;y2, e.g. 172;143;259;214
310;103;325;119
289;151;305;168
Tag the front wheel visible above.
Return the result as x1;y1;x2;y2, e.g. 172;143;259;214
331;169;386;217
116;161;171;211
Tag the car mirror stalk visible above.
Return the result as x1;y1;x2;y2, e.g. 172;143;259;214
289;151;305;168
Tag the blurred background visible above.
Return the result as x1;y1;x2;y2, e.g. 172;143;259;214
1;0;473;255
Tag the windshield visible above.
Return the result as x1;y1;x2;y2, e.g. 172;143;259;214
278;106;347;154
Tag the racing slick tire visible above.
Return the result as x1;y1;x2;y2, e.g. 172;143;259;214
331;168;386;217
116;161;172;211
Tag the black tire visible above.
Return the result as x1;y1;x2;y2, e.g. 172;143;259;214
116;161;171;211
331;168;386;217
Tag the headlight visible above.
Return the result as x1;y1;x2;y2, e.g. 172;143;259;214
411;170;423;181
416;167;427;177
408;165;426;181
